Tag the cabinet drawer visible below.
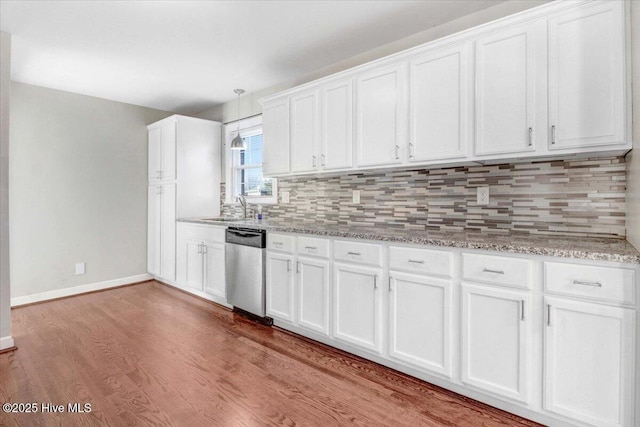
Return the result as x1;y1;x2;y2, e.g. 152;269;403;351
177;223;226;243
462;253;531;289
334;240;382;266
544;262;636;305
389;246;452;277
297;236;330;258
268;233;295;253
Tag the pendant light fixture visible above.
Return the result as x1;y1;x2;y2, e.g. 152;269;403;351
230;88;246;150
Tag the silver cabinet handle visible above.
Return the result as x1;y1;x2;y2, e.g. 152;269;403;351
482;268;504;275
312;155;317;168
347;252;361;256
321;154;326;166
408;259;424;264
547;304;552;326
304;246;317;250
287;260;291;271
388;277;393;292
296;261;300;274
199;243;203;254
521;300;525;321
373;275;377;290
395;145;400;160
273;242;283;247
528;127;533;146
409;143;414;158
573;280;602;287
551;125;556;145
202;244;207;254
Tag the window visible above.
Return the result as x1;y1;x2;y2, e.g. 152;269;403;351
225;115;277;204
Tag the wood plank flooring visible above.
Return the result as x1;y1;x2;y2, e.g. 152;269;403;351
0;281;542;426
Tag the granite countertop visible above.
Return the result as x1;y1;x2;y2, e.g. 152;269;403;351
178;217;640;264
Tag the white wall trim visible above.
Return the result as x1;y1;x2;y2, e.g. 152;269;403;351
10;273;152;307
0;335;14;350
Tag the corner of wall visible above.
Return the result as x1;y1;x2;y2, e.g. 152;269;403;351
0;31;13;349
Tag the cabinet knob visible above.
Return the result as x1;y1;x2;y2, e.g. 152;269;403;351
528;127;533;147
551;125;556;145
312;155;317;168
394;145;400;160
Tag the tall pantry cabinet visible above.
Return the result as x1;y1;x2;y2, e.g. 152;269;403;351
147;115;221;282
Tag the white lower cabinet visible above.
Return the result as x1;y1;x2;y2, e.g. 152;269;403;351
148;183;176;281
333;262;382;353
204;242;226;298
461;283;530;403
544;296;635;427
176;223;226;303
388;272;452;378
297;257;330;336
264;234;638;427
266;252;296;322
184;239;204;291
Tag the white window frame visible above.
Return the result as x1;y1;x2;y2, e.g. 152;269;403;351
224;115;277;204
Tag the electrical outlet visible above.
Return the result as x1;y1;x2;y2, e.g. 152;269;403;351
477;187;489;205
281;191;290;204
75;262;86;275
353;190;361;204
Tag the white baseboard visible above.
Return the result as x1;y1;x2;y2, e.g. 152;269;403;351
11;273;153;307
0;335;15;350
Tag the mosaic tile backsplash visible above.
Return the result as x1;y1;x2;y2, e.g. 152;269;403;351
221;156;627;239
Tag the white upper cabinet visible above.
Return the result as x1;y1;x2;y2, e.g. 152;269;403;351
290;91;319;173
260;0;630;176
148;127;162;182
262;99;290;176
320;79;354;170
148;121;176;182
475;24;537;156
408;42;471;162
547;1;626;150
355;63;406;167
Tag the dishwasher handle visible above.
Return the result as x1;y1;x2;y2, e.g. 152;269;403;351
226;227;266;248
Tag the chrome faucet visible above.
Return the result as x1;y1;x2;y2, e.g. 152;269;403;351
237;195;248;219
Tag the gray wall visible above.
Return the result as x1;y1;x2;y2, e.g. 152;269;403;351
9;82;172;299
196;0;548;123
628;2;640;250
0;32;12;348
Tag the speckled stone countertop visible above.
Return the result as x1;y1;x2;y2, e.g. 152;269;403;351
178;217;640;264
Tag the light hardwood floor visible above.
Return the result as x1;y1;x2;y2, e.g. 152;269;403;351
0;281;542;426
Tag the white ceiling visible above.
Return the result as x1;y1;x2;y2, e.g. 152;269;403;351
1;0;505;115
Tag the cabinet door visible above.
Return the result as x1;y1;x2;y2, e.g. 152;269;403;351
389;273;452;378
184;240;204;291
297;257;330;336
147;186;162;275
544;297;635;427
290;91;319;173
333;263;382;353
475;24;536;156
461;283;530;403
160;121;177;181
204;242;225;298
266;253;296;322
148;127;162;182
409;43;471;162
356;63;405;167
320;79;353;170
262;99;290;176
160;183;176;281
548;1;625;150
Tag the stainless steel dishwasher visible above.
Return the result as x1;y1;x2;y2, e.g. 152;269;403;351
225;227;271;323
